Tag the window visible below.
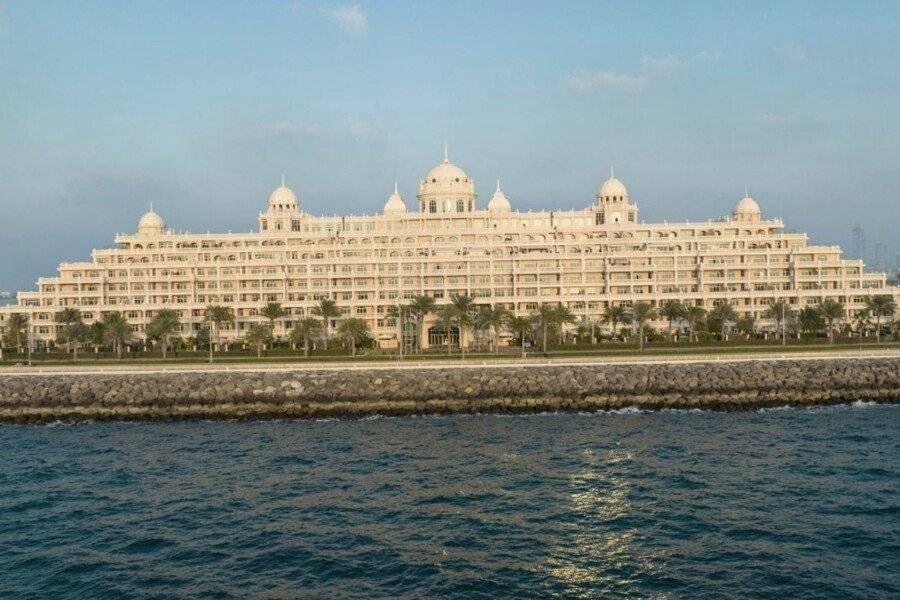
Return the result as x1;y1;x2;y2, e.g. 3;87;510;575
292;220;300;231
429;200;437;213
457;200;465;212
261;220;268;230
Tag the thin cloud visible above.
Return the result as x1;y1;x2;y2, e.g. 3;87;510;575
0;2;7;37
349;117;382;139
324;3;366;35
641;54;682;72
641;50;721;72
786;43;809;64
231;121;320;141
563;70;648;93
756;113;789;125
286;1;303;14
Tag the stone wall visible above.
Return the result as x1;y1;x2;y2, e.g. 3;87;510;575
1;358;898;424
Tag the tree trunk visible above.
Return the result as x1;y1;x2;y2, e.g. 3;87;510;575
639;326;644;351
162;336;168;359
257;344;262;359
542;323;548;353
304;340;309;357
521;334;526;358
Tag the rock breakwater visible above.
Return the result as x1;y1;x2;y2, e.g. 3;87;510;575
1;358;898;424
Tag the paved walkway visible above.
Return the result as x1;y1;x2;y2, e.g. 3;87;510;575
1;348;898;376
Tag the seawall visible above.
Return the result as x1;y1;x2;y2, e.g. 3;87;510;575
1;357;898;423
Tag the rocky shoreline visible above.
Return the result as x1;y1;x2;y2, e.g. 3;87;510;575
1;357;898;424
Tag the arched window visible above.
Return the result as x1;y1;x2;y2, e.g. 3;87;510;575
429;200;437;213
456;199;465;212
468;200;473;211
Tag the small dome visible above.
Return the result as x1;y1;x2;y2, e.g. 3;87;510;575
137;207;165;235
268;177;299;210
733;195;761;214
733;188;761;222
383;182;407;214
598;167;628;199
487;180;511;213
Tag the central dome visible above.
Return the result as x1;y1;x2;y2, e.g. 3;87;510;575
424;160;470;185
417;146;477;213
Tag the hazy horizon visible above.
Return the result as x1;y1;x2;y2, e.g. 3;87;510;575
2;1;899;291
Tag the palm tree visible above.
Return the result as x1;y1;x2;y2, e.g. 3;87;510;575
204;304;233;363
54;308;87;359
506;315;533;358
534;303;559;352
736;316;756;340
475;305;509;353
866;295;896;343
852;308;871;339
146;309;180;359
764;299;791;345
450;294;477;356
797;306;825;339
311;298;341;350
433;305;458;355
603;305;629;341
630;302;656;351
101;312;132;359
62;322;90;360
244;323;273;358
685;306;706;342
289;317;323;357
818;299;844;344
260;302;286;338
708;303;739;341
337;317;371;356
89;321;105;355
5;313;29;356
553;305;577;345
661;300;687;341
407;295;436;353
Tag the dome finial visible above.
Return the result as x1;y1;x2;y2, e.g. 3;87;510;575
443;140;449;163
496;178;501;192
610;166;615;179
281;174;285;187
394;180;399;194
149;201;154;213
745;184;750;198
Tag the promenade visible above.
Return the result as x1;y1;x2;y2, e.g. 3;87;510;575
2;347;898;376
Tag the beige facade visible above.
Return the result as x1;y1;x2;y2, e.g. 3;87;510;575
1;153;897;348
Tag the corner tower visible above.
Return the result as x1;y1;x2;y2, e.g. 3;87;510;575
259;176;303;232
594;167;638;225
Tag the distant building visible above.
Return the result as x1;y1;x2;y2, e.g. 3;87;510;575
1;151;898;348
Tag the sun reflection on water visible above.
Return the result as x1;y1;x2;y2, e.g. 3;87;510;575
544;446;667;597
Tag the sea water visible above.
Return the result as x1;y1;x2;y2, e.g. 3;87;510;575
1;402;897;599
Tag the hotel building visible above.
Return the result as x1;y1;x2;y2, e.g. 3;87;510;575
1;151;897;348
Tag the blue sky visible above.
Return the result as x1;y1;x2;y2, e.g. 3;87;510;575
1;1;899;290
